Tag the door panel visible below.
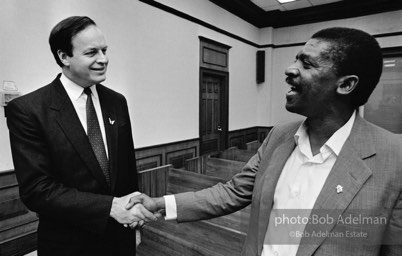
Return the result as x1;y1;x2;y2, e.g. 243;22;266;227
200;70;228;154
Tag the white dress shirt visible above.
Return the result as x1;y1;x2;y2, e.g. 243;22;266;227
60;73;109;158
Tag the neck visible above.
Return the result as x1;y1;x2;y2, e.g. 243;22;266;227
62;69;92;88
305;108;355;155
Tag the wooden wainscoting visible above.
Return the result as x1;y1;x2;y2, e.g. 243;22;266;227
135;139;199;171
228;126;271;149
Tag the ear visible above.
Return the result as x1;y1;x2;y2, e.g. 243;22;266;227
57;50;70;67
336;75;359;95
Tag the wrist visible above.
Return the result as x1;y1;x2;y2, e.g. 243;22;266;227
110;197;119;218
154;197;166;211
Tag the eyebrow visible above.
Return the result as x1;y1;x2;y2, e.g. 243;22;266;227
84;46;108;52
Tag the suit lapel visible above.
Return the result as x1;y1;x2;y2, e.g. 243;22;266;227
296;115;375;256
258;128;298;254
50;77;110;189
97;85;119;193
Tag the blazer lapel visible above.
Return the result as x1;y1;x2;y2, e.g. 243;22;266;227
297;115;375;256
258;129;298;254
50;77;110;189
97;85;119;193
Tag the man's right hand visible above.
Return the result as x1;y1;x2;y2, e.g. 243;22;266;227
126;193;165;212
125;193;166;228
110;192;158;225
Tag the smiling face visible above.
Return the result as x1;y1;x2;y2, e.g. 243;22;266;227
59;25;108;88
284;39;341;118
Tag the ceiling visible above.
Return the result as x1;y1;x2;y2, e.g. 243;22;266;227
209;0;402;28
250;0;343;12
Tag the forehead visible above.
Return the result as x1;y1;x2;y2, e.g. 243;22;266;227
298;39;332;60
71;25;107;50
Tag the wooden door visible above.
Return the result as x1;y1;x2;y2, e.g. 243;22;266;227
200;69;228;155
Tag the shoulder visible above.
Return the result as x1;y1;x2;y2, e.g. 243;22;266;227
7;80;56;112
96;84;127;104
365;120;402;152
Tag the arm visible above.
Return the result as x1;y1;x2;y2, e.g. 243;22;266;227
127;131;273;222
174;150;261;222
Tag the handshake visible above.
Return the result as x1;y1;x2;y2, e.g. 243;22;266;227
110;192;165;229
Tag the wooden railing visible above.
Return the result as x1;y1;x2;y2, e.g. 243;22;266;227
138;164;171;197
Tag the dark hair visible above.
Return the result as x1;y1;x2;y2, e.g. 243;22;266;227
311;27;383;107
49;16;96;67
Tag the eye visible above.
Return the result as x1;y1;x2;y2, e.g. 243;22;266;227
102;48;107;54
85;51;96;56
302;60;312;69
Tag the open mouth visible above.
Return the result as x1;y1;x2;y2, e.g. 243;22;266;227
286;77;301;94
91;67;106;72
288;85;299;94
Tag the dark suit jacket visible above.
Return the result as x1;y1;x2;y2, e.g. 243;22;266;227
175;115;402;256
7;75;138;256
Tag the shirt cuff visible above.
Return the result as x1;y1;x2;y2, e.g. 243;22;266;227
163;195;177;220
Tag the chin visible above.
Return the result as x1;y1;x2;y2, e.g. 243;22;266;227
285;103;304;116
92;76;106;84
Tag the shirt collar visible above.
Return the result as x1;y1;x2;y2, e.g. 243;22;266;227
294;111;356;156
60;73;98;101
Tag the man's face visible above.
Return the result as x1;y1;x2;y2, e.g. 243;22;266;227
63;25;108;88
284;39;341;118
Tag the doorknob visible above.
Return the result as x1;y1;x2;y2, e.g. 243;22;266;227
217;125;222;132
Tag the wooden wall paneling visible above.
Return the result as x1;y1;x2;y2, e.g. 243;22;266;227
135;139;199;170
228;126;272;149
229;135;244;149
166;147;197;169
136;155;162;172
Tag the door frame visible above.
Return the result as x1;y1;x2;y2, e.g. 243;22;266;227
199;67;229;155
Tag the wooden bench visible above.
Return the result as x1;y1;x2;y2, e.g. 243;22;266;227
184;155;246;180
0;171;38;256
138;164;171;197
245;140;261;152
137;166;250;256
218;147;256;163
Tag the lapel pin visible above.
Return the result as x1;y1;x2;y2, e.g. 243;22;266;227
336;185;343;194
109;118;115;125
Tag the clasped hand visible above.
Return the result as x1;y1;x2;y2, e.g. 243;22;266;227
110;192;162;229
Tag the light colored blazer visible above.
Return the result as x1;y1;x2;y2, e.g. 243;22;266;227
175;115;402;256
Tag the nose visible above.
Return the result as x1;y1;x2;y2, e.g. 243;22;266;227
285;64;299;77
97;51;108;64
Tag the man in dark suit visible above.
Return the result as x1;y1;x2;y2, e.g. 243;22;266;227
129;27;402;255
7;16;155;256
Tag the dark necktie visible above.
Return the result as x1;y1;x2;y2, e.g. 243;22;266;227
84;87;110;187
